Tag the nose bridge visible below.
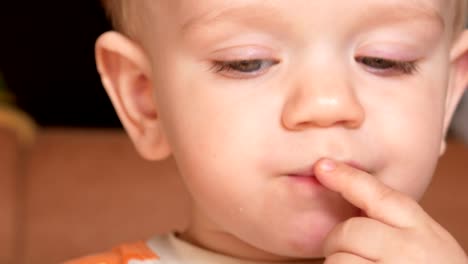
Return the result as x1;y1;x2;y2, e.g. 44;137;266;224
282;50;365;130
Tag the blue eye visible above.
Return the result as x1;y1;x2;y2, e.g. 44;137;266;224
356;56;418;75
211;59;279;78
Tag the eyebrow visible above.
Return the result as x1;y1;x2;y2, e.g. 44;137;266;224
181;1;445;34
180;4;287;33
361;1;445;30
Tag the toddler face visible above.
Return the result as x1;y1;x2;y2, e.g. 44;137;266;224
102;0;466;261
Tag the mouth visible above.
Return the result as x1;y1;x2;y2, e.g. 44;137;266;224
287;166;321;186
287;161;370;183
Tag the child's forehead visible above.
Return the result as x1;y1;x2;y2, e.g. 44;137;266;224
150;0;450;35
158;0;449;23
127;0;463;48
143;0;454;38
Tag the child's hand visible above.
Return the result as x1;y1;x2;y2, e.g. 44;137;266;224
315;159;468;264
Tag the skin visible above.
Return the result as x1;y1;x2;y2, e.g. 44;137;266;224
95;0;468;263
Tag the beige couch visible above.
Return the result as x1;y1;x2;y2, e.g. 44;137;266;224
1;127;467;264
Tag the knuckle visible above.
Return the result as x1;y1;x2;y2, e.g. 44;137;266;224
340;217;360;237
375;185;397;204
403;195;421;211
383;190;421;223
329;217;363;247
401;197;422;219
400;236;429;263
365;187;391;214
324;253;347;264
323;223;343;256
367;186;422;223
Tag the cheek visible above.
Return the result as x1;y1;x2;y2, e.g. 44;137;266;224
367;79;447;199
163;92;281;243
156;56;282;180
155;71;271;205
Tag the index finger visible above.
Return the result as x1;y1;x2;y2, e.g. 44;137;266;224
314;158;424;228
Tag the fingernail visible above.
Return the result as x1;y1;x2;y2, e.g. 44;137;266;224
320;159;336;172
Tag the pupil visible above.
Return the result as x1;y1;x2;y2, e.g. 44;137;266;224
364;57;393;69
235;60;262;72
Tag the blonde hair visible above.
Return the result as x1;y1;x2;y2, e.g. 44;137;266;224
100;0;125;33
454;0;468;34
101;0;468;37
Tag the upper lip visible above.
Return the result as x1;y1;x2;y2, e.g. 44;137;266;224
288;160;370;177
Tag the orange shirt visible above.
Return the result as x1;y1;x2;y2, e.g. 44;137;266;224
64;241;159;264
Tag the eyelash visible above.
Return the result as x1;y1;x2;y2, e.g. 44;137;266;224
355;56;419;75
211;59;280;78
210;57;418;78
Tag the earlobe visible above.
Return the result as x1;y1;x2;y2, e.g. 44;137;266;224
95;31;171;160
440;30;468;156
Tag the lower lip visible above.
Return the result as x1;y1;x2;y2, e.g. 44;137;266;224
289;175;323;186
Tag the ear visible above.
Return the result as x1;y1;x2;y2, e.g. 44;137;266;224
440;30;468;155
95;31;171;160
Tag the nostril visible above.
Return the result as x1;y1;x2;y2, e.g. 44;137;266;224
347;120;363;129
281;91;365;130
296;121;313;129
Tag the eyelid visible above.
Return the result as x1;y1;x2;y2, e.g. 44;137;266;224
211;59;280;79
355;56;419;76
209;45;278;61
356;43;422;62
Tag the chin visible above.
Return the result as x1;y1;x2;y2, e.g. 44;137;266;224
256;233;327;259
260;212;348;259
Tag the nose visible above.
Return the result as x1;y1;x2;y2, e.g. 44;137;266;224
281;65;365;130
